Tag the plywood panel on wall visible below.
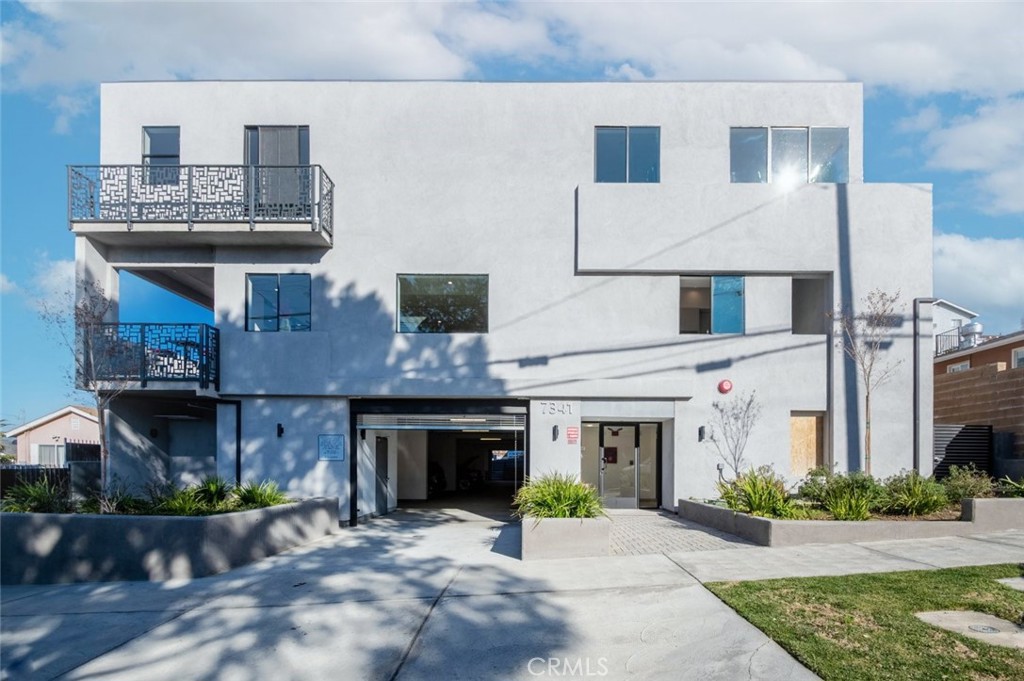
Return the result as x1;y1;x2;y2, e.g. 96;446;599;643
790;414;824;475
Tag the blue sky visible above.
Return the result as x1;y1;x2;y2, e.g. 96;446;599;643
1;1;1022;425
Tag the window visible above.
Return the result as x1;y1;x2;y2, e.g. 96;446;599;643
595;126;660;183
37;444;65;467
947;361;970;374
244;126;310;166
142;126;180;185
398;275;488;333
1012;347;1023;369
792;277;829;335
679;276;745;334
730;127;848;184
246;274;311;332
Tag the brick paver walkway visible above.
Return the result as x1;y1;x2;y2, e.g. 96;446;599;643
607;509;754;555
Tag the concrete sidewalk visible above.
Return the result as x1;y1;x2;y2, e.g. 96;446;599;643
4;511;1024;681
669;529;1024;583
1;510;814;681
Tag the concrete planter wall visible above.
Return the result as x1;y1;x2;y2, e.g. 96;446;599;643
0;497;339;585
678;498;1024;548
520;517;611;560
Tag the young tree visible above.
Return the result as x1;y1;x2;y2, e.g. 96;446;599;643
0;419;15;464
834;288;904;475
708;390;762;479
38;280;132;489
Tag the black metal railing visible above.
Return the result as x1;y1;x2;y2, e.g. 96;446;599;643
84;323;219;390
935;328;962;356
68;165;334;239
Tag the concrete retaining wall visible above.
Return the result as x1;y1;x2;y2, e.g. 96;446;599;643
521;517;611;560
0;497;339;584
677;498;1024;547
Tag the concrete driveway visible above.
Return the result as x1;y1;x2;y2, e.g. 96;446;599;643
1;507;814;681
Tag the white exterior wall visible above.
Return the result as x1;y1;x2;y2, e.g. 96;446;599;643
84;81;932;511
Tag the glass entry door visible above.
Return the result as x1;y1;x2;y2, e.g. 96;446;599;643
581;422;659;509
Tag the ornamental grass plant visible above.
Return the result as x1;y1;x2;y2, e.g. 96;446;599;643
513;473;605;519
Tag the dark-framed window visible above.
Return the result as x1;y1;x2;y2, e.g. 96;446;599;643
142;126;180;185
679;276;745;334
595;126;660;183
246;273;311;332
244;126;310;165
398;274;488;333
730;127;849;184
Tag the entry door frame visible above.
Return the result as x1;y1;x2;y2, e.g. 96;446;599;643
594;421;662;509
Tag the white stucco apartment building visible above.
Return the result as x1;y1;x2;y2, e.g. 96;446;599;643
70;81;934;523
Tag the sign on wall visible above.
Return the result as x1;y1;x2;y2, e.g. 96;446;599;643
566;426;580;444
318;434;346;461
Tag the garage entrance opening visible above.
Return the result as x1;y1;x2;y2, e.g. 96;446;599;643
352;401;527;524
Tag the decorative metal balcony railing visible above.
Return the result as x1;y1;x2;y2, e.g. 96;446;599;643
69;165;334;239
84;323;219;390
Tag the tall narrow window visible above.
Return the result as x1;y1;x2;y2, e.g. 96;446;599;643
730;128;768;183
771;128;809;186
711;276;745;334
809;128;849;183
595;126;660;183
142;126;180;185
246;273;311;332
398;275;488;333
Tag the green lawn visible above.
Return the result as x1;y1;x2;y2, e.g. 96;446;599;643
707;564;1024;681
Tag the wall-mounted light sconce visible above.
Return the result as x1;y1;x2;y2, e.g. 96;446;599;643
552;425;559;441
277;423;285;438
150;428;159;439
698;426;706;442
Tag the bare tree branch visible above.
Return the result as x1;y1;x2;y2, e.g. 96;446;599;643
37;280;133;490
832;288;904;475
708;390;762;479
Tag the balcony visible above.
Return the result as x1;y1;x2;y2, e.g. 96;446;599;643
84;323;219;391
69;165;334;247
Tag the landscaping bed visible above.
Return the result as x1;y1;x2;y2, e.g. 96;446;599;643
514;473;610;560
707;564;1024;681
0;497;339;584
684;465;1024;546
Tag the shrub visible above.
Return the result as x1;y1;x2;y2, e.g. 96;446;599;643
717;466;797;519
822;484;874;521
194;476;233;507
81;485;149;515
156;487;206;516
1;477;76;514
998;476;1024;498
942;464;995;503
797;466;833;505
235;480;289;509
513;473;605;519
882;471;949;516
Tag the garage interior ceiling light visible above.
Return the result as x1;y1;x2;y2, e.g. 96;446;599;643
449;417;487;423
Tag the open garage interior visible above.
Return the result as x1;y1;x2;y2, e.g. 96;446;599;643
354;403;527;522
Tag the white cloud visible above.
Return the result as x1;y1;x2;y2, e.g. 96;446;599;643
897;105;941;134
28;257;75;314
934;233;1024;334
0;274;17;294
3;2;1021;97
922;98;1024;214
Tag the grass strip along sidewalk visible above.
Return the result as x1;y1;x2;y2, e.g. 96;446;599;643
707;564;1024;681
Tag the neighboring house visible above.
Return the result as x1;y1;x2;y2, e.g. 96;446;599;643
7;406;100;466
934;329;1024;376
932;299;979;356
68;81;933;521
934;330;1024;462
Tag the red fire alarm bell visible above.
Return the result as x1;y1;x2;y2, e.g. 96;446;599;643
717;379;733;394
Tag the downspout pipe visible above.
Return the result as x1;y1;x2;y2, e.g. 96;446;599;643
913;298;936;474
